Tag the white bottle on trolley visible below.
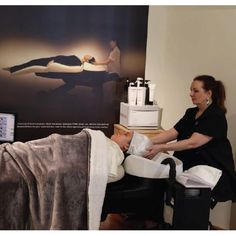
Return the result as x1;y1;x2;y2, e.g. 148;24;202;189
128;82;137;106
136;77;146;106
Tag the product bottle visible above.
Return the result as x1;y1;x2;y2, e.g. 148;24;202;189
136;77;146;106
128;82;137;106
123;78;130;103
148;83;156;104
145;80;152;105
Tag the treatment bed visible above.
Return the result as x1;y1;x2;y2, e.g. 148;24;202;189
0;130;212;230
35;70;121;94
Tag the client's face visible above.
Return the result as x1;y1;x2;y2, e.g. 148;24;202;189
111;132;133;151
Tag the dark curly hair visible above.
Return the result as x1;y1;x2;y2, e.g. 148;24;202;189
193;75;227;113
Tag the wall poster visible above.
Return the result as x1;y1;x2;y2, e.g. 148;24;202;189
0;6;149;141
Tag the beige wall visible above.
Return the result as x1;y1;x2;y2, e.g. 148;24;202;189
146;6;236;229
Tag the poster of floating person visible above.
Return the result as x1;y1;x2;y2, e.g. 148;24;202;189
0;6;149;141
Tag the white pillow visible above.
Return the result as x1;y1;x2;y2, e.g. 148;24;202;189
176;165;222;189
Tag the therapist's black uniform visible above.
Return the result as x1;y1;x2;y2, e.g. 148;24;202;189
173;103;236;203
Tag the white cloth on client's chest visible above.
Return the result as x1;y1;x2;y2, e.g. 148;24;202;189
106;138;125;183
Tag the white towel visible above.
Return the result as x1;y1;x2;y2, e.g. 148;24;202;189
176;165;222;189
127;131;152;156
84;129;108;230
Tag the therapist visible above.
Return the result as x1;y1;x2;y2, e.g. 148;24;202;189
145;75;236;203
92;39;121;75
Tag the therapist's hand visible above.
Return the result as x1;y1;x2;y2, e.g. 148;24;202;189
144;144;164;159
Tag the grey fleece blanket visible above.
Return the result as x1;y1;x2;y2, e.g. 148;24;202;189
0;130;91;229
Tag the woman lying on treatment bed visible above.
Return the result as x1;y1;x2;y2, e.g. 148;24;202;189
3;54;107;75
0;128;180;230
0;128;132;230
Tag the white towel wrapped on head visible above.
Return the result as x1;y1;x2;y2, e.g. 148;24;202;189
127;131;152;156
